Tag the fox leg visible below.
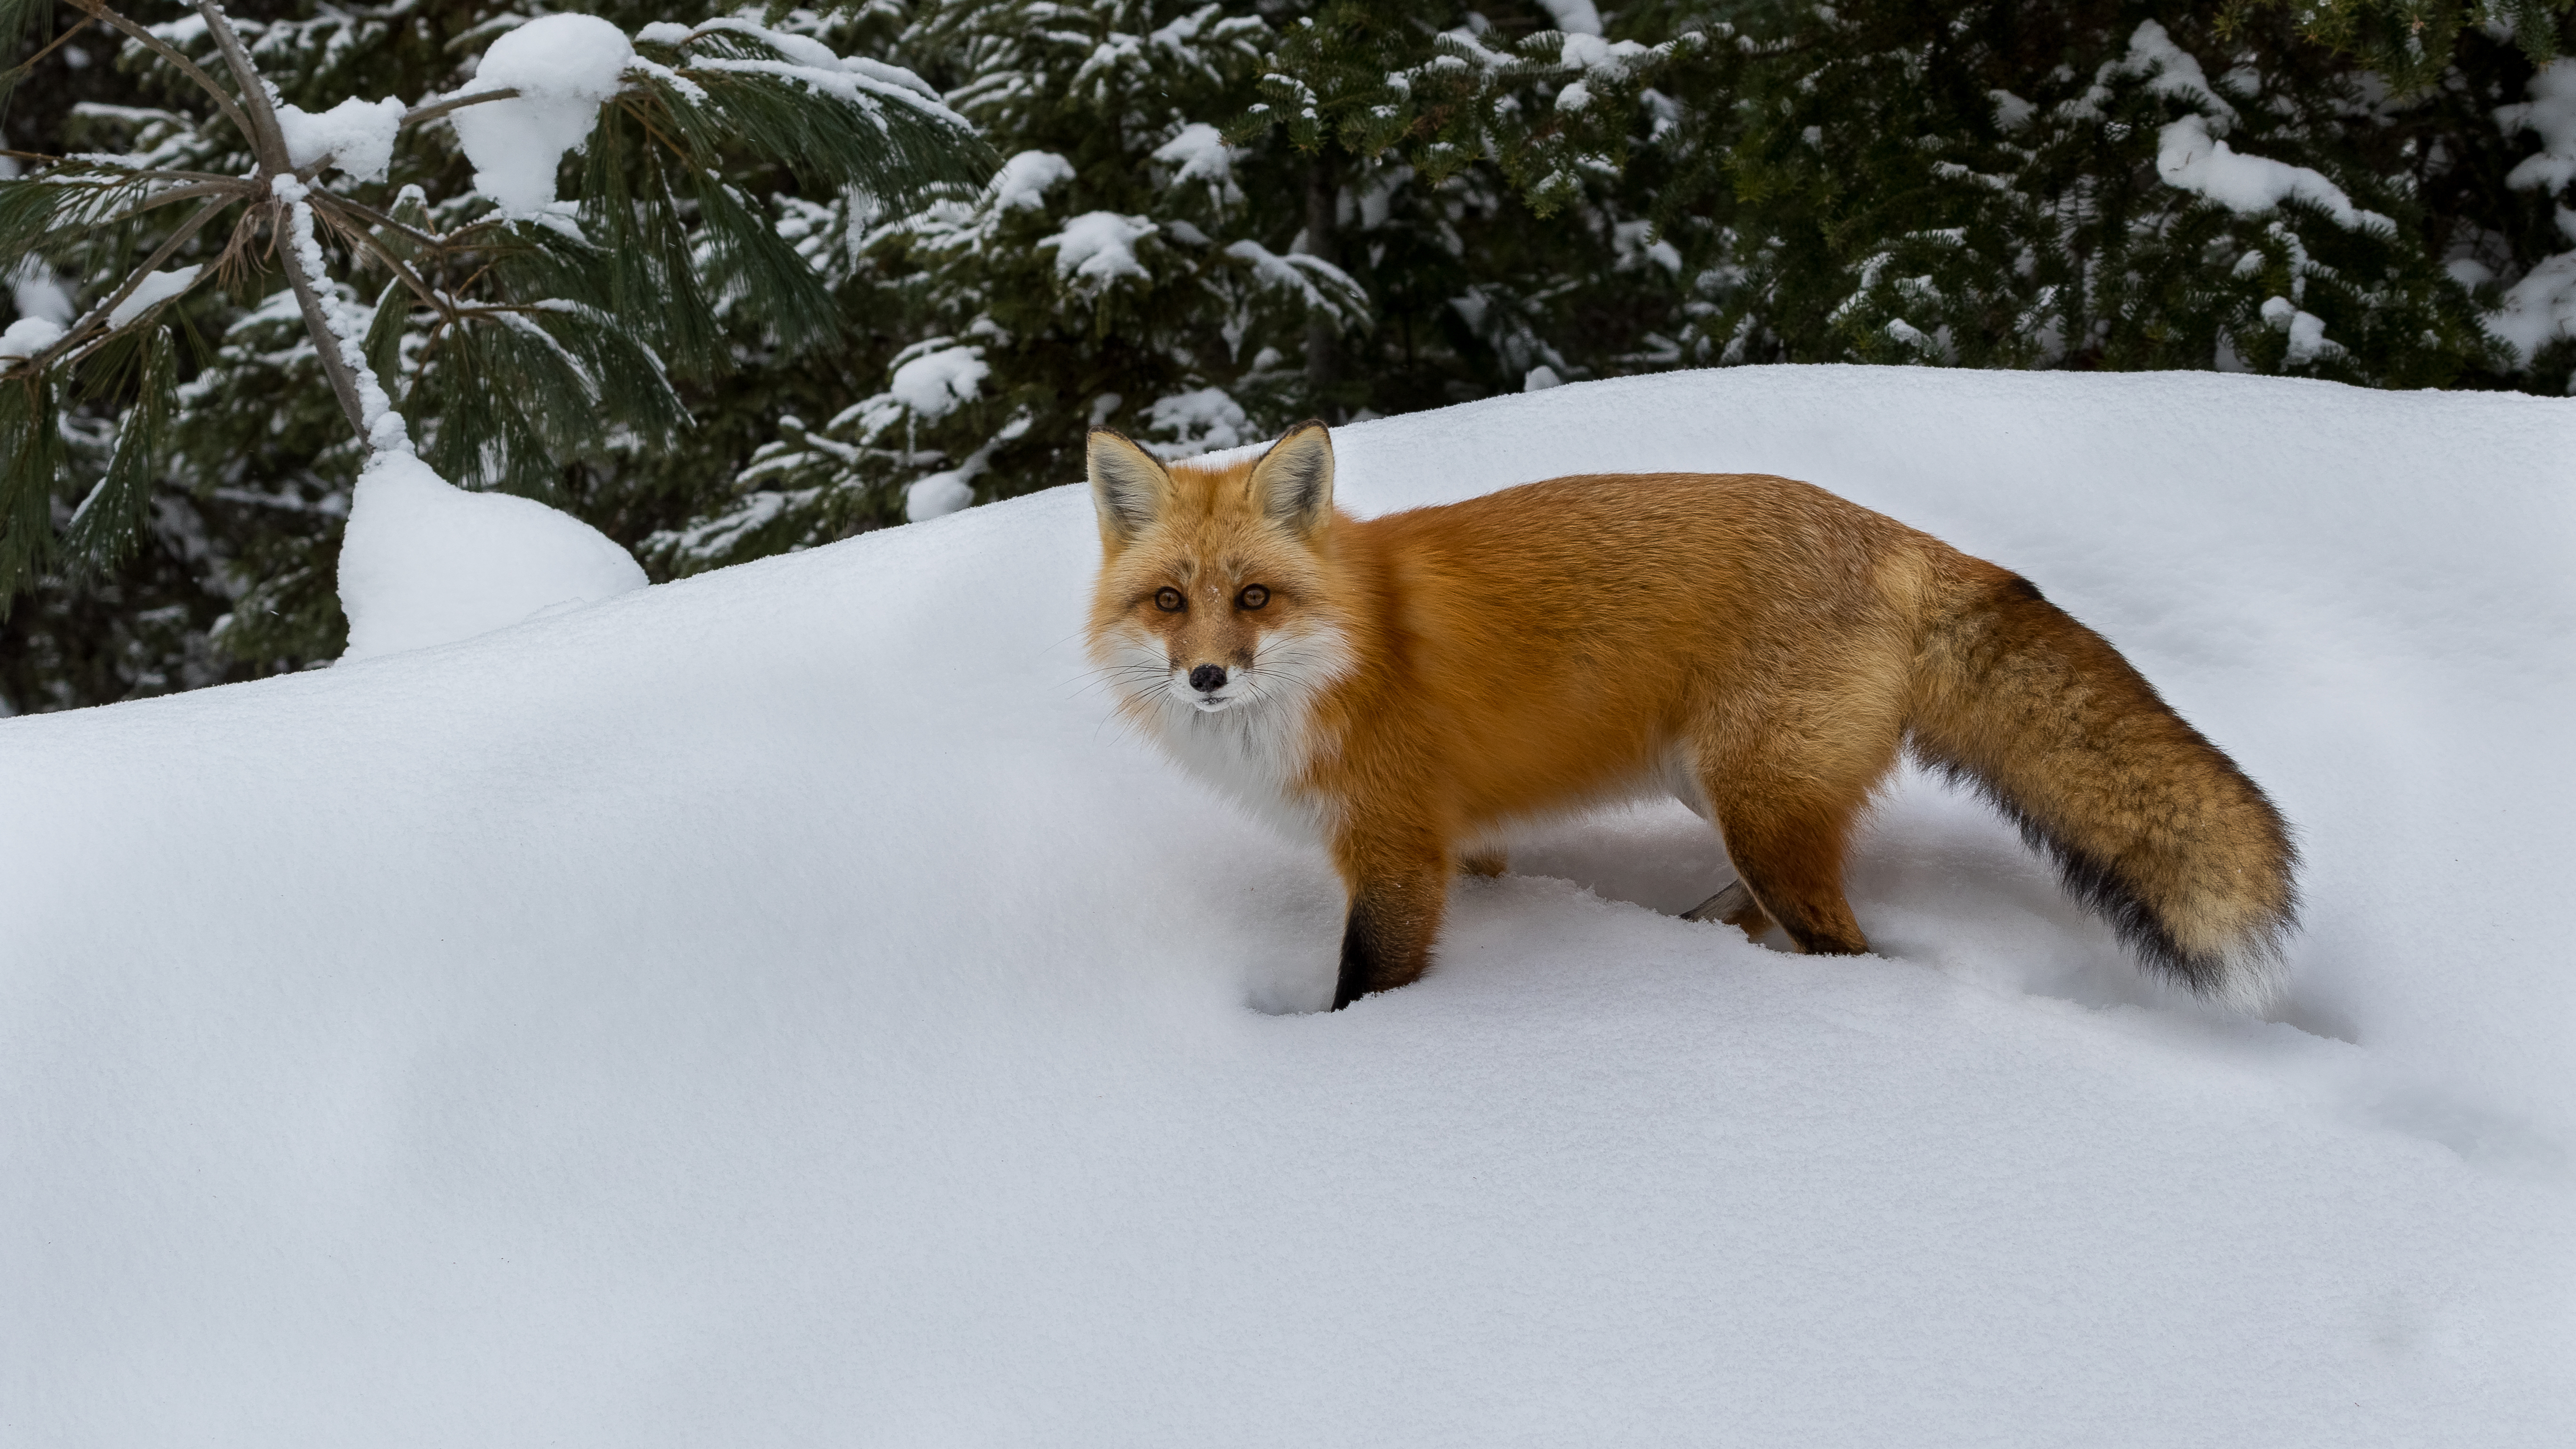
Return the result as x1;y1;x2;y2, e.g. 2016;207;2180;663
1331;831;1448;1010
1694;704;1900;954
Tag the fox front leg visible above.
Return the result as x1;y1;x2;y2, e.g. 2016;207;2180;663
1330;838;1448;1010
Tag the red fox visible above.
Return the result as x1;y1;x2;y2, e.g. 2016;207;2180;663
1085;421;2299;1012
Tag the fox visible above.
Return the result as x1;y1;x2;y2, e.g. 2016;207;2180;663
1084;420;2299;1012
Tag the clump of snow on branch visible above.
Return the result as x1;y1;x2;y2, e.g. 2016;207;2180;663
2157;117;2391;233
450;14;636;218
2498;59;2576;193
0;317;65;360
1142;387;1255;457
105;266;201;329
1043;211;1158;289
338;451;646;661
274;96;407;184
990;151;1076;212
1153;124;1240;204
887;345;988;422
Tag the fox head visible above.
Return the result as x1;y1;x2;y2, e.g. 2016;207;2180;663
1085;421;1353;724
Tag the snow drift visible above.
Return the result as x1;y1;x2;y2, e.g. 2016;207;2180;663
4;367;2571;1446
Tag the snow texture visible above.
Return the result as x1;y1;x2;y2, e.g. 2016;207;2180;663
990;149;1076;211
2157;115;2392;233
1041;209;1157;289
104;265;200;329
2499;59;2576;194
8;258;74;326
336;450;646;661
887;344;987;422
274;95;406;184
0;315;64;359
1143;386;1254;455
2261;295;2342;364
2488;249;2576;363
1535;0;1604;35
5;369;2573;1446
451;14;634;217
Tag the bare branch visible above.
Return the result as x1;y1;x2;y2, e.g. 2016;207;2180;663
189;2;291;174
402;87;523;129
307;191;452;323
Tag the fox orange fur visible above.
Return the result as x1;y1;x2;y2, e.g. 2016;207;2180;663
1085;421;2299;1012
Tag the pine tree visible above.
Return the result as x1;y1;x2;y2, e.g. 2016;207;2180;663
650;0;1699;575
1632;0;2573;388
0;0;989;704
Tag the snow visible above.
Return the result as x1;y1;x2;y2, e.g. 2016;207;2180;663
2121;19;2237;123
274;95;406;184
2261;295;2342;364
2499;58;2576;194
5;368;2574;1445
1143;385;1255;455
104;264;201;329
1152;122;1237;199
1041;209;1157;289
886;343;987;421
450;14;634;217
336;450;646;661
0;315;64;360
2157;115;2393;233
1535;0;1604;35
9;258;74;326
2487;248;2576;364
990;149;1075;211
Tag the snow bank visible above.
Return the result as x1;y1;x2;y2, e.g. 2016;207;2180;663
5;369;2572;1446
451;14;633;217
337;450;646;661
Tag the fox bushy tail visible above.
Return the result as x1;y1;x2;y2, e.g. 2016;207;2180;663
1906;566;2300;1006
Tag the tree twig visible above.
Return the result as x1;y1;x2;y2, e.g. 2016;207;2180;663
402;87;522;128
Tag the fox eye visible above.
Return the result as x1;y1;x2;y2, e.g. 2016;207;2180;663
1153;587;1185;612
1237;584;1270;610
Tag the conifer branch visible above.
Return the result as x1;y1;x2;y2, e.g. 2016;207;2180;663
62;0;253;146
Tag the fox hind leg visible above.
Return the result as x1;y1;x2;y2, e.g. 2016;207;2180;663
1692;700;1901;956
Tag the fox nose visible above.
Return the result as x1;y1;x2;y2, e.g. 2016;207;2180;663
1188;664;1227;693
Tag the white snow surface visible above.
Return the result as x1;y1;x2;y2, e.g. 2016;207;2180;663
6;368;2574;1445
451;14;634;217
274;95;406;184
336;450;646;661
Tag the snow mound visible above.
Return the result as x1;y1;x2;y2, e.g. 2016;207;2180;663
451;14;633;217
337;450;646;661
5;368;2573;1446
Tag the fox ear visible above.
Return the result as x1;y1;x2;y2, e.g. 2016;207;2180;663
1248;420;1334;535
1087;428;1173;543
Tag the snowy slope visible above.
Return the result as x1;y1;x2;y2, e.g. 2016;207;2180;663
5;367;2572;1446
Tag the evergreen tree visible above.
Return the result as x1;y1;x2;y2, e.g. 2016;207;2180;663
1;0;987;705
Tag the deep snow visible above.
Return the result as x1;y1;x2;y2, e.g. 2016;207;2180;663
4;367;2572;1446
